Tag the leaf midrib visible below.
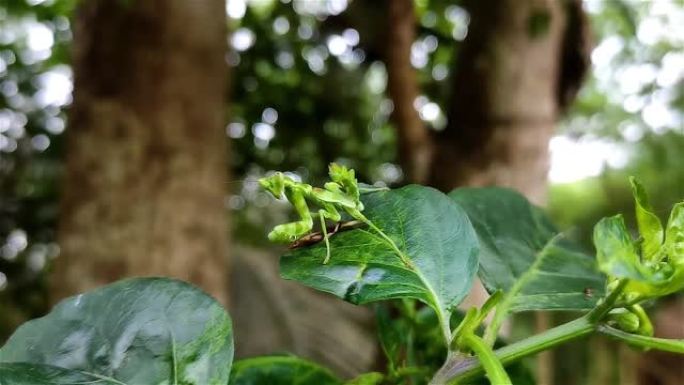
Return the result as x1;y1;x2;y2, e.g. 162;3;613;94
502;234;565;309
363;196;452;341
356;228;444;312
484;234;565;344
76;370;128;385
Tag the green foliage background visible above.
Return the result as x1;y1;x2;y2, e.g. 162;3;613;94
0;0;682;383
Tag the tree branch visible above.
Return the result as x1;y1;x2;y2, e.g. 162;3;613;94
385;0;433;184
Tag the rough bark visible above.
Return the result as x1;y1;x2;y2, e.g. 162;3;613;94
385;0;432;183
429;0;571;203
53;0;229;304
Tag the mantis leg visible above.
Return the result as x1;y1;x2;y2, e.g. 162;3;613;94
316;203;341;264
268;189;313;243
319;214;332;264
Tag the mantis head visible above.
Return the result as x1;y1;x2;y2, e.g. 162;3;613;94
329;163;362;208
329;163;356;185
259;172;286;198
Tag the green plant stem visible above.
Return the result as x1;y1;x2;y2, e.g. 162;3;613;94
433;275;630;383
597;325;684;353
481;275;624;351
482;235;562;346
588;279;628;322
361;217;414;268
431;316;595;385
461;334;512;385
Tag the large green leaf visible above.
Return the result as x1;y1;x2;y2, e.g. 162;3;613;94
0;277;234;385
280;185;479;319
0;363;121;384
449;187;605;311
229;356;341;385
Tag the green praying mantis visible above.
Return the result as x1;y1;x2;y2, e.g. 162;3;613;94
259;163;381;264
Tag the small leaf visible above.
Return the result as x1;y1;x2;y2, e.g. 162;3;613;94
281;185;479;320
630;177;664;261
345;372;384;385
450;187;605;311
606;309;640;333
594;215;646;281
665;202;684;262
0;363;121;384
594;215;684;299
0;278;234;385
596;180;684;299
229;356;342;385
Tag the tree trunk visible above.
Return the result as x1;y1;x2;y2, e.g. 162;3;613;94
428;0;574;204
386;0;432;184
52;0;230;304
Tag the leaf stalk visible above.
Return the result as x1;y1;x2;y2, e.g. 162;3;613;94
431;316;595;384
597;325;684;353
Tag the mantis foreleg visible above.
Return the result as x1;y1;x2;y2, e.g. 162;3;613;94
267;188;314;243
319;215;331;264
315;202;341;264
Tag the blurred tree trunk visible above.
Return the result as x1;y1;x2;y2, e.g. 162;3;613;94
386;0;432;183
428;0;588;203
52;0;230;304
384;0;589;203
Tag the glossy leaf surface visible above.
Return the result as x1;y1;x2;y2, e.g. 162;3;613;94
0;278;234;385
281;185;479;318
450;187;605;311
